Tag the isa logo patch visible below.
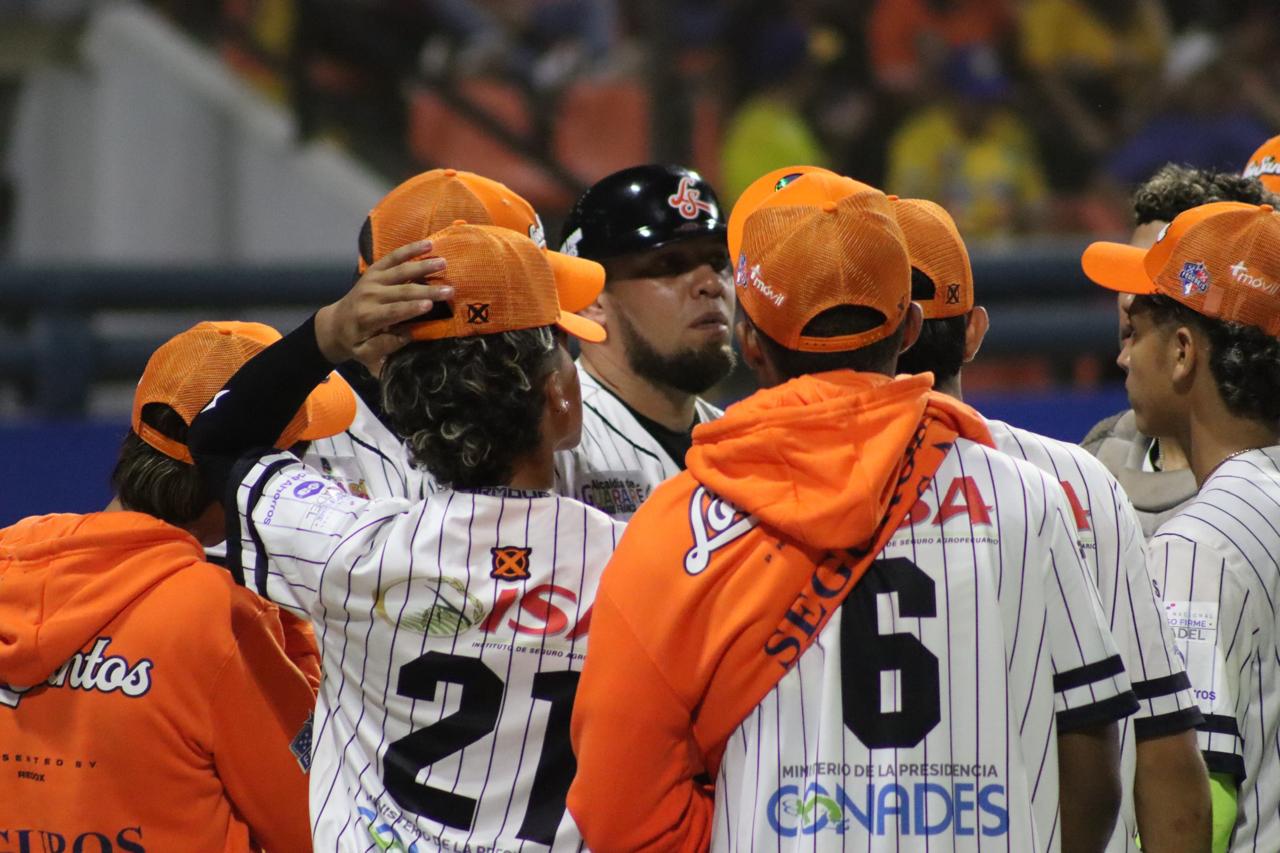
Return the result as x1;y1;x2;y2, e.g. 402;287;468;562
1179;261;1210;296
490;546;532;581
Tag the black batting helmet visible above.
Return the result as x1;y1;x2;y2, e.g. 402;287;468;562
558;164;726;261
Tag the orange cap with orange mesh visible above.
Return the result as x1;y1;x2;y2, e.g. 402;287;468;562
1082;201;1280;336
407;223;606;344
888;196;974;320
1244;135;1280;193
732;171;911;352
359;168;599;314
727;165;839;261
133;321;356;464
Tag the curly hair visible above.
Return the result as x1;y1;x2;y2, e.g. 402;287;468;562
381;327;561;489
112;404;211;526
1131;295;1280;424
1133;164;1280;226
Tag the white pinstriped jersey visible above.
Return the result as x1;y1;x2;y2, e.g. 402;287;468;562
554;362;722;520
305;394;437;501
987;419;1202;853
1147;447;1280;852
227;450;624;852
710;439;1137;852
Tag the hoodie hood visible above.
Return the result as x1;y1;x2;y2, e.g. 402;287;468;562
0;512;204;686
687;370;990;549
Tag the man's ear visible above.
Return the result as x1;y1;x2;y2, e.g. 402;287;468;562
1171;324;1201;387
541;348;579;448
899;302;924;353
963;306;990;364
736;317;767;374
577;290;609;325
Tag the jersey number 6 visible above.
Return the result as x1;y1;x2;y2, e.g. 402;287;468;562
841;556;942;748
383;652;579;845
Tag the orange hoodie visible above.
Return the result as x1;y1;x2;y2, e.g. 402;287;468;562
567;371;993;852
0;512;317;853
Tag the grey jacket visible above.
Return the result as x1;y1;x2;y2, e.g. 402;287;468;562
1081;409;1198;538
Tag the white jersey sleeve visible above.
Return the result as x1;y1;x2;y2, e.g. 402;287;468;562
1145;447;1280;852
229;450;625;852
710;440;1136;852
990;420;1197;734
304;394;438;502
988;421;1201;853
1147;535;1251;782
554;362;722;520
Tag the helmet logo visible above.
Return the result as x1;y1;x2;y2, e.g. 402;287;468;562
561;227;584;257
668;176;714;220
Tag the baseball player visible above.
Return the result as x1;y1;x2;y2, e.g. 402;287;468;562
1081;165;1279;536
1082;201;1280;852
890;195;1208;852
0;321;341;851
554;164;736;519
304;167;568;503
188;226;624;851
569;172;1137;851
1243;134;1280;193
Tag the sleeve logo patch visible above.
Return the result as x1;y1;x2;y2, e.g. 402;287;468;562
684;485;757;575
490;546;533;581
290;711;313;772
1165;600;1218;644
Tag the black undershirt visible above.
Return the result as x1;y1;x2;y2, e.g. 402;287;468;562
189;314;334;495
614;395;701;470
336;359;385;422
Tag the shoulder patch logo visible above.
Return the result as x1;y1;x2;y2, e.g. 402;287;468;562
490;545;533;581
291;711;314;771
684;485;757;575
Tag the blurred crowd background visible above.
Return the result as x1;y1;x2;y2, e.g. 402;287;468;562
0;0;1277;520
150;0;1280;237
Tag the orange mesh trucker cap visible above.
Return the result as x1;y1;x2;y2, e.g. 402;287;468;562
1082;201;1280;336
888;196;974;320
407;223;606;344
732;171;912;352
133;321;356;464
1244;135;1280;193
726;165;839;261
359;168;598;314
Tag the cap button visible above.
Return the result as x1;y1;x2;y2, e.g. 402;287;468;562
887;194;900;201
1261;204;1274;213
443;168;457;177
453;219;468;227
217;328;232;336
822;201;838;213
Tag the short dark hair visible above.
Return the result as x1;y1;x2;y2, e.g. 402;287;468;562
381;327;561;489
1133;164;1278;226
112;404;211;526
1130;294;1280;424
894;267;968;385
750;305;906;380
895;315;967;385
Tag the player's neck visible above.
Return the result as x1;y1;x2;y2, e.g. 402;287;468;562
506;455;557;492
933;374;963;401
1186;407;1278;486
580;350;697;432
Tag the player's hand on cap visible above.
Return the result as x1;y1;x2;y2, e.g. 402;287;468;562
315;239;453;366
